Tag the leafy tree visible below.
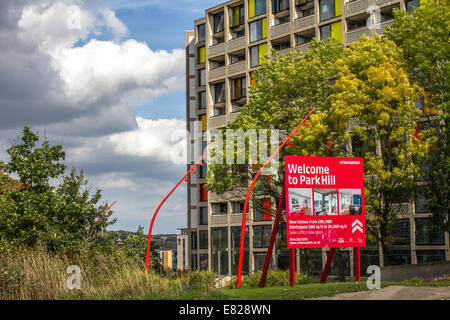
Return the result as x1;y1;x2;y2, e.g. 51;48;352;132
318;35;433;266
119;226;161;270
207;39;344;275
0;125;115;253
425;113;450;232
385;0;450;111
385;0;450;232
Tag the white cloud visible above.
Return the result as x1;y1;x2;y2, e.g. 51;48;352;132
109;117;186;161
101;9;129;39
54;40;185;106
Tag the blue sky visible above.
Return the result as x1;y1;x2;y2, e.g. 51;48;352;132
0;0;221;235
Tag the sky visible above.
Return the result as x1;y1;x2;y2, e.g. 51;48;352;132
0;0;220;234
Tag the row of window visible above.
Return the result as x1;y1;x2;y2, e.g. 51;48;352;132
195;198;272;223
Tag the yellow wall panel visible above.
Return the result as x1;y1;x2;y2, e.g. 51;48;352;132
331;21;343;43
335;0;342;16
249;0;256;18
258;43;268;65
198;47;205;64
261;18;267;39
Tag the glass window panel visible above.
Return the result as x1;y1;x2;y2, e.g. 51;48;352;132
211;227;228;275
214;12;224;33
199;254;209;270
198;24;205;42
250;46;259;67
199;230;208;249
200;207;208;225
320;24;331;40
191;254;198;270
255;0;267;16
253;225;272;248
320;0;335;21
198;91;206;109
198;69;206;86
231;227;249;275
191;232;197;249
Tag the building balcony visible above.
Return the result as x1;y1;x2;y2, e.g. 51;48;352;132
374;19;394;35
227;36;247;51
209;67;226;80
270;21;291;38
208;42;225;57
293;14;315;31
209;114;227;128
210;214;228;225
345;0;370;14
346;26;370;43
230;213;251;224
228;60;246;75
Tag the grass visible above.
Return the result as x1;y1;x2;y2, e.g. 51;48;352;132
217;278;450;300
1;246;448;300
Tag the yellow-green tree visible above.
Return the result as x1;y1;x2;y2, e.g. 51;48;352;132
298;35;433;265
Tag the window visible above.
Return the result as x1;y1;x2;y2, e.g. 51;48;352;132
200;162;207;178
191;254;198;270
250;43;268;67
198;47;206;64
249;18;267;42
212;202;227;214
231;5;245;27
200;207;208;225
213;82;225;104
320;21;342;42
406;0;419;12
198;91;206;110
254;252;275;271
198;69;206;86
231;227;249;275
415;218;445;246
198;24;205;42
211;227;228;275
231;77;247;101
414;186;428;213
199;254;209;270
200;184;208;201
272;0;290;13
416;250;445;264
254;198;272;221
191;232;197;250
249;0;267;18
199;230;208;249
253;225;272;248
320;0;341;21
232;201;245;213
214;12;224;33
390;219;410;246
230;51;246;64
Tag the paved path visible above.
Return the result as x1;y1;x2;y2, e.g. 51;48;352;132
311;285;450;300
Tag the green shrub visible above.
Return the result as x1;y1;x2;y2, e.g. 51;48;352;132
226;270;314;288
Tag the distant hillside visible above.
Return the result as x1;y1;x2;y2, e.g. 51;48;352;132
108;230;178;250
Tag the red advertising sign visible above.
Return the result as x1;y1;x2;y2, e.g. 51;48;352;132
285;156;366;249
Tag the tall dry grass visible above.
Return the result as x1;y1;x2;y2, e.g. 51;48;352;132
0;245;218;300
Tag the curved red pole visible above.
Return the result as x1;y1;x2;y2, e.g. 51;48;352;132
236;109;314;288
145;151;208;271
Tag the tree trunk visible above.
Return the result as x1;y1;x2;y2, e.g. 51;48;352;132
304;248;313;276
336;249;346;282
381;243;390;267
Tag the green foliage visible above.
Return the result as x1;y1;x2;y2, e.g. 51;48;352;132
0;125;115;254
182;270;216;293
118;226;161;270
426;113;450;233
385;0;450;110
226;270;313;288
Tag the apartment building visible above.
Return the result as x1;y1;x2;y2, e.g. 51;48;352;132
176;228;189;271
185;0;449;278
